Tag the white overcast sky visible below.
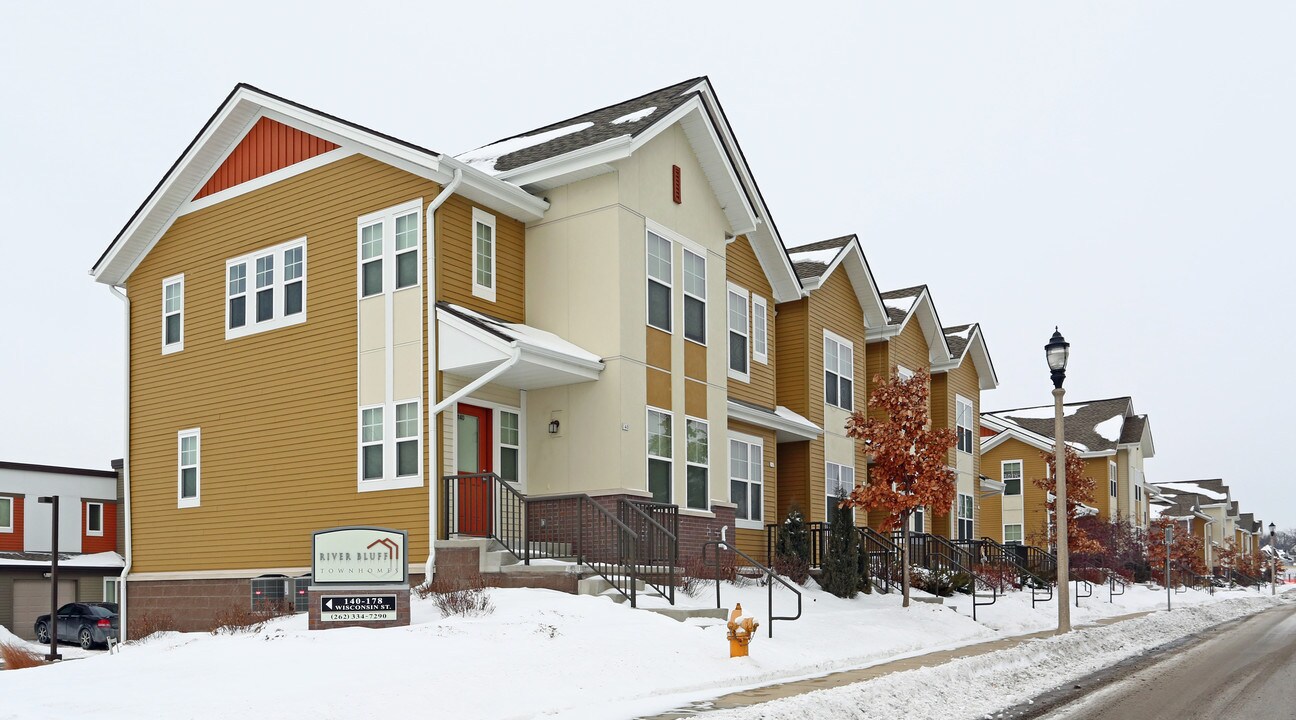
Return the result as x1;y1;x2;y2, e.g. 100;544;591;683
2;3;1292;527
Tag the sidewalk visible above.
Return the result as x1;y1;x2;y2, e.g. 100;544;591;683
642;611;1153;719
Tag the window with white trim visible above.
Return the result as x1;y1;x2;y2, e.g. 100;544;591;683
359;200;421;300
0;496;12;532
728;285;749;379
1135;483;1142;502
360;406;384;481
1002;460;1023;496
103;577;121;604
957;493;974;540
826;462;855;520
500;411;520;484
730;435;763;527
1004;524;1023;544
162;275;183;353
647;408;672;504
911;506;925;532
226;239;307;338
646;230;672;332
824;332;854;410
395;401;420;478
178;429;200;508
956;396;974;454
751;295;768;364
685;418;709;510
1109;461;1118;497
472;208;496;301
86;502;103;537
682;249;706;344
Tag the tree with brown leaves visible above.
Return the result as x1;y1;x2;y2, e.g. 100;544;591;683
1148;518;1208;585
844;368;957;608
1032;446;1104;557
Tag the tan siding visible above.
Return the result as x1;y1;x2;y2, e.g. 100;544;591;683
127;155;442;573
865;341;890;425
978;487;1003;541
776;441;809;521
685;379;707;417
1084;457;1115;521
981;439;1053;546
730;420;777;563
891;320;930;376
725;235;776;408
684;341;706;381
647;327;671;370
773;299;808;416
647;368;671;409
435;194;525;321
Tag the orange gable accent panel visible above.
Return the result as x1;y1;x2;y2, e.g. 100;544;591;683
194;117;339;200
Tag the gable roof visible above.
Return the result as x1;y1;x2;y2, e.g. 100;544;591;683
981;396;1156;457
1153;479;1231;505
91;83;548;286
785;235;887;328
866;285;953;368
938;323;999;391
457;77;802;303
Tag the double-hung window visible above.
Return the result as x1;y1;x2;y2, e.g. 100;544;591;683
1002;460;1023;496
1135;484;1142;502
957;494;974;540
956;396;974;454
751;295;768;364
500;411;521;484
178;429;200;508
395;212;419;290
360;407;384;481
395;401;420;478
646;230;672;332
472;208;496;301
647;408;672;504
728;285;749;380
226;239;307;338
682;249;706;344
86;502;104;537
826;462;855;521
730;435;764;528
912;506;925;532
0;496;12;533
1004;524;1023;544
685;418;708;510
824;332;854;410
359;200;421;300
360;223;384;297
162;275;184;353
1109;461;1118;497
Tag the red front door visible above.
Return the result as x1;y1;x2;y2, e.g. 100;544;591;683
457;404;493;536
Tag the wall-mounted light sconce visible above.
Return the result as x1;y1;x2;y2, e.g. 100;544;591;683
548;420;561;434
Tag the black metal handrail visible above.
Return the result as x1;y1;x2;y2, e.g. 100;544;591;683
859;527;899;594
891;531;997;620
702;540;802;638
618;499;678;605
1073;577;1093;607
1108;572;1127;602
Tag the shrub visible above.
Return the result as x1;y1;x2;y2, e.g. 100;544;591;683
972;562;1018;591
212;600;294;636
818;504;861;599
127;612;175;642
418;578;494;618
0;642;46;670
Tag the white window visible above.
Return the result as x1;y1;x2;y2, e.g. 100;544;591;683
360;406;384;481
0;496;12;532
824;331;854;411
751;295;768;364
1004;524;1023;544
957;493;974;540
395;401;420;478
226;239;307;338
647;408;672;504
1109;461;1118;497
956;396;974;454
86;502;104;537
728;284;750;380
682;249;706;344
178;428;200;508
103;577;121;604
499;411;521;484
730;434;764;529
646;230;672;332
472;208;496;301
685;418;709;510
1002;460;1023;496
358;199;422;301
162;274;184;353
826;462;855;520
897;365;915;381
911;506;926;533
1135;484;1142;501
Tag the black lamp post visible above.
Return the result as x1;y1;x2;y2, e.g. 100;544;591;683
1270;522;1278;596
1046;328;1071;634
37;496;61;662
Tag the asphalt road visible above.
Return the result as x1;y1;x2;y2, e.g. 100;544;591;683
1041;602;1296;719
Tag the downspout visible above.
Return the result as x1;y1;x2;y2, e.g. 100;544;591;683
424;168;462;583
109;284;131;640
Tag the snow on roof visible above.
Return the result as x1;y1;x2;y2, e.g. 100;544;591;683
787;246;843;266
942;324;976;358
455;122;595;174
441;304;603;365
610;106;657;124
983;398;1133;453
0;551;124;568
774;405;820;432
1155;481;1228;502
1094;415;1123;443
878;287;924;325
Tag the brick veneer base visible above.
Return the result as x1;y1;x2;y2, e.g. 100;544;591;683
126;578;252;636
307;586;411;630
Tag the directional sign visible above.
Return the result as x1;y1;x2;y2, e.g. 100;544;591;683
319;594;398;622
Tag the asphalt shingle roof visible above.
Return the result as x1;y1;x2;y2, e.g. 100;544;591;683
786;236;853;282
943;324;974;358
984;397;1133;453
880;286;925;325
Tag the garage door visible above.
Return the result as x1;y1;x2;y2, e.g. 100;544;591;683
12;580;76;641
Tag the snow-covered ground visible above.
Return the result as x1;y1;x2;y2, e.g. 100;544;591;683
0;581;1278;719
0;624;99;664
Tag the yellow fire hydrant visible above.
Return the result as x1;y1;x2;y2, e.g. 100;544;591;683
726;603;759;658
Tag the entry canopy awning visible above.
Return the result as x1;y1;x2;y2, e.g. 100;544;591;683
437;303;605;390
726;399;822;443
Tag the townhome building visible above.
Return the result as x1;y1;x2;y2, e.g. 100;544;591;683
1152;480;1233;569
930;324;999;542
0;460;124;640
1149;489;1214;569
90;78;827;632
980;397;1155;546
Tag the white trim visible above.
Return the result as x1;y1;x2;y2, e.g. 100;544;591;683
180;147;357;215
646;406;673;504
128;567;313;582
177;427;200;508
1003;523;1024;544
725;401;822;441
727;283;750;382
681;247;707;346
956;492;974;541
825;461;856;521
102;576;121;603
684;416;710;511
823;329;855;411
1109;461;1118;498
0;496;12;533
471;207;497;302
751;294;768;364
86;501;105;537
955;394;974;455
729;431;764;530
645;225;673;333
458;396;527;493
1001;459;1023;496
225;237;307;339
896;364;914;381
161;274;184;354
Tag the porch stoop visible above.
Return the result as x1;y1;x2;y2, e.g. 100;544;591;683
576;576;729;622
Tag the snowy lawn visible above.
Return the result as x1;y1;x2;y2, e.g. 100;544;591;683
0;624;99;664
0;580;1273;719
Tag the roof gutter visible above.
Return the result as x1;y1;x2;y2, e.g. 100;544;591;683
108;284;132;640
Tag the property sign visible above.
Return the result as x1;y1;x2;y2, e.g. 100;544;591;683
311;527;408;585
319;594;398;622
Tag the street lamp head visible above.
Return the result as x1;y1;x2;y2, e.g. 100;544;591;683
1045;327;1070;389
1270;522;1277;538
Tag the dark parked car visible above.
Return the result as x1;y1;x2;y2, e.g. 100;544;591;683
34;602;119;649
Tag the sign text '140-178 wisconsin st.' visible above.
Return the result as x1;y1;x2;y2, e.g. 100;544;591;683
319;595;398;622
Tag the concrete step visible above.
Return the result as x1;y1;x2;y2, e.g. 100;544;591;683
642;606;729;622
910;595;945;605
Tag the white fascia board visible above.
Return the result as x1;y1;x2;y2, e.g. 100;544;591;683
726;400;822;441
913;292;954;367
841;243;888;329
980;427;1053;455
499;135;635;188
